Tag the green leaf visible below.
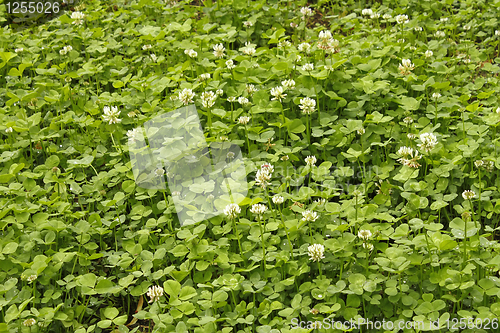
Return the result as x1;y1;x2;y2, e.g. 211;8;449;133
103;307;119;319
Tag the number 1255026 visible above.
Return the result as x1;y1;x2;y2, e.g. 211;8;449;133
6;1;60;15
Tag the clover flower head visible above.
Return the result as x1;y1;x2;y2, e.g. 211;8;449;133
127;128;143;144
242;42;256;56
199;73;210;81
417;132;438;152
308;244;325;262
463;25;471;31
224;203;241;219
290;22;298;28
305;155;317;167
27;274;38;283
243;21;253;27
237;116;250;125
397;146;413;156
383;13;392;20
315;198;326;205
414;26;423;32
395;14;409;24
357;127;365;135
23;319;36;327
432;92;442;100
246;84;258;95
298;42;311;53
213;43;225;58
496;30;500;36
227;96;236;103
278;40;292;48
299;97;316;114
150;54;158;62
254;163;273;189
142;44;152;50
461;211;472;221
425;50;433;58
403;116;414;125
318;30;333;41
178;88;195;105
462;190;476;200
407;133;417;140
302;63;314;71
102;106;121;124
147;285;164;303
71;11;85;24
358;229;372;240
301;210;319;222
216;89;223;96
474;160;484;168
225;59;236;70
281;155;289;161
440;17;448;22
361;8;373;16
435;30;445;38
5;127;13;133
371;13;380;19
250;203;268;215
282;79;296;89
154;168;165;177
238;96;250;106
15;48;23;53
272;195;285;204
201;91;217;108
363;243;374;251
300;6;313;18
184;49;197;58
397;146;421;168
270;86;287;102
398;58;415;75
59;45;73;55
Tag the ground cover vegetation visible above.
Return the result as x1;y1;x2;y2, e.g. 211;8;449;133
1;0;500;332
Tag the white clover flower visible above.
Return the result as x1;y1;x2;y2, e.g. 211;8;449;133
290;22;298;28
462;190;475;200
227;152;235;159
243;21;253;27
299;97;316;114
142;44;152;50
246;84;258;96
363;243;374;251
199;73;210;81
23;319;36;327
371;13;380;19
184;49;197;58
424;50;433;58
358;229;372;240
224;203;241;219
278;40;292;48
474;160;484;168
362;8;373;16
305;155;317;166
301;210;319;222
300;6;313;18
237;116;250;125
102;106;121;124
59;45;73;55
5;127;13;133
315;198;326;205
281;155;289;161
403;117;413;125
242;42;256;56
216;89;223;96
395;14;409;24
147;285;164;303
318;30;333;41
227;96;236;102
255;163;273;189
270;86;287;102
213;43;225;58
150;54;158;62
432;92;442;100
308;244;325;262
397;38;405;43
407;133;417;140
463;25;471;31
71;11;85;25
282;79;295;89
171;191;181;196
496;30;500;36
250;203;268;215
463;58;471;64
127;128;143;143
302;63;314;71
178;88;195;105
418;132;438;153
357;127;365;135
414;26;423;32
272;195;284;204
15;48;23;53
226;59;236;69
397;146;413;156
397;147;422;168
200;91;217;108
298;42;311;53
238;96;251;106
383;13;392;20
398;58;415;75
435;30;445;38
27;274;38;283
154;168;165;177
